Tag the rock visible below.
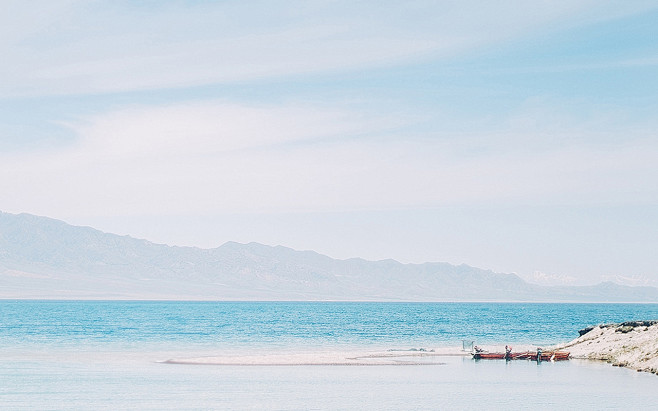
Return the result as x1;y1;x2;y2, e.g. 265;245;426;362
553;320;658;376
578;326;595;336
619;321;658;328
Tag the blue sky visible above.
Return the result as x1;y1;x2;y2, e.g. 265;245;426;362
1;1;657;286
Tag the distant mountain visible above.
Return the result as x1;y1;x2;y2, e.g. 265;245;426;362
1;211;657;302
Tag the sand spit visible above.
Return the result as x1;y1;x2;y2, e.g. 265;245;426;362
163;349;454;366
162;345;550;366
553;321;658;375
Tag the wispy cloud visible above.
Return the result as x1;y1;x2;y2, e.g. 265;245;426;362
65;101;405;158
0;0;628;97
2;100;656;218
479;56;658;76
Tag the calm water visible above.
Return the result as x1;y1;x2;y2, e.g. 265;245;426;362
1;301;657;409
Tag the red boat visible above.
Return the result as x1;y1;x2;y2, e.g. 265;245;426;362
472;350;569;361
472;352;507;359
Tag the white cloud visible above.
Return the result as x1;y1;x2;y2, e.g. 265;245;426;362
0;101;415;215
1;100;656;219
66;102;402;158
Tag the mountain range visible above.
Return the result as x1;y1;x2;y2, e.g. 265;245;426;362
1;211;656;302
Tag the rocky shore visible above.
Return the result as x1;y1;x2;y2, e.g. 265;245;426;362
553;320;658;375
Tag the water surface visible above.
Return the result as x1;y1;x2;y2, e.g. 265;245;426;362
1;301;657;409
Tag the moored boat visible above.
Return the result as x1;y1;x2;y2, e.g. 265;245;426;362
472;350;570;361
472;352;507;359
515;351;570;361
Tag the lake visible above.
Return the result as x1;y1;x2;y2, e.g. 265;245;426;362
1;301;657;409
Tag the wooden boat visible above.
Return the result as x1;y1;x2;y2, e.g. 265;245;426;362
472;351;525;360
472;352;507;359
472;351;570;361
514;351;570;361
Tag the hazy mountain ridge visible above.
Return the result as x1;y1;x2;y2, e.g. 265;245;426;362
1;211;656;302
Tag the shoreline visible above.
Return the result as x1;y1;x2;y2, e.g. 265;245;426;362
552;320;658;375
161;321;658;374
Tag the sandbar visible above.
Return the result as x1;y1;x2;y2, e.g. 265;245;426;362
163;349;455;366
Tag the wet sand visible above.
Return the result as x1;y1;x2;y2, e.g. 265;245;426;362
164;349;452;366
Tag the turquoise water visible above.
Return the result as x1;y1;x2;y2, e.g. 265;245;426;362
1;301;657;409
3;301;658;349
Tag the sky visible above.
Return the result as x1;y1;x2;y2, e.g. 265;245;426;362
1;0;657;286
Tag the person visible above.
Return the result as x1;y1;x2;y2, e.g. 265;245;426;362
505;345;512;359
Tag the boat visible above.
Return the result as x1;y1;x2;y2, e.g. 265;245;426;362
472;352;507;360
472;350;570;361
515;351;570;361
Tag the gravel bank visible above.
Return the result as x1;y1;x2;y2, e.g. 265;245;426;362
553;321;658;375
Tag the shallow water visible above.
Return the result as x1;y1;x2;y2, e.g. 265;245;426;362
1;301;657;409
2;351;655;410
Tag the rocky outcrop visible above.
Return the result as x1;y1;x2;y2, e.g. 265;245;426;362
577;321;658;336
556;321;658;375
